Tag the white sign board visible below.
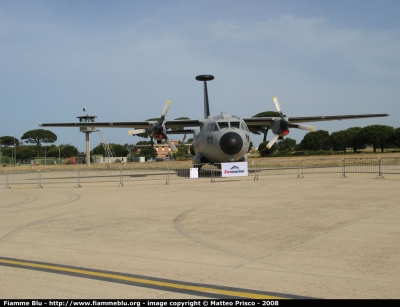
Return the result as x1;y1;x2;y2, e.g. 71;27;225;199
221;162;248;177
190;168;199;179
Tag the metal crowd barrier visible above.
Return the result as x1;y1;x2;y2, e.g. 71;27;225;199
377;157;400;178
1;157;400;188
342;158;380;177
1;171;45;189
168;163;222;183
253;160;301;180
39;169;80;188
299;158;343;178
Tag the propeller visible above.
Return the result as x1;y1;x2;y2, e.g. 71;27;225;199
273;96;283;117
152;100;178;153
127;100;178;153
164;137;178;153
161;99;172;119
266;134;280;149
128;129;147;135
266;96;315;149
289;124;315;131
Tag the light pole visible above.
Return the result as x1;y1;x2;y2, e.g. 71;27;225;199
58;139;63;165
12;135;15;165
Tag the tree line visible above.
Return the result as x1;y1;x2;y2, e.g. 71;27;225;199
0;132;79;162
258;125;400;156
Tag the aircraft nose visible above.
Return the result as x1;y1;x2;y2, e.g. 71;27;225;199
220;132;243;155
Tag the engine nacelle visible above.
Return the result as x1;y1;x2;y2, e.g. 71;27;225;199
272;119;290;136
153;133;164;141
151;122;166;141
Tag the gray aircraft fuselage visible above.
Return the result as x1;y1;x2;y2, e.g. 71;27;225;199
192;113;250;165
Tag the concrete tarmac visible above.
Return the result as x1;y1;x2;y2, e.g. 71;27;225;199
0;174;399;299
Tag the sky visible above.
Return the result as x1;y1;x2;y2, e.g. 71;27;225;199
1;0;399;152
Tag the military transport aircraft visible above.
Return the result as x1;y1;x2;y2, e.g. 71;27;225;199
40;75;389;166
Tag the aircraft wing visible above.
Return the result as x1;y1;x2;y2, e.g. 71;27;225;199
39;119;203;129
40;114;389;129
288;113;390;123
243;117;276;126
165;119;203;128
39;121;154;129
243;113;389;126
166;129;195;135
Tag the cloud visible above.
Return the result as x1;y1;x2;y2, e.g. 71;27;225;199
0;2;398;150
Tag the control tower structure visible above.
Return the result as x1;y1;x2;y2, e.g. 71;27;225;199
76;113;97;167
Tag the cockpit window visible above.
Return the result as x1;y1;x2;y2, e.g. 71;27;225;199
213;115;224;120
230;121;240;129
205;122;215;134
241;121;249;131
217;122;229;129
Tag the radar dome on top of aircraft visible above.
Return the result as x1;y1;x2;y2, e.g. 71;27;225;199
195;75;214;82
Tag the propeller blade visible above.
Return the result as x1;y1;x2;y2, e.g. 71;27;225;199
266;134;280;149
273;96;282;113
128;129;147;135
290;124;315;132
161;100;172;118
165;137;178;153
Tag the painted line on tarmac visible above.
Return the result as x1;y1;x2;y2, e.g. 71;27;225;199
0;256;310;299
